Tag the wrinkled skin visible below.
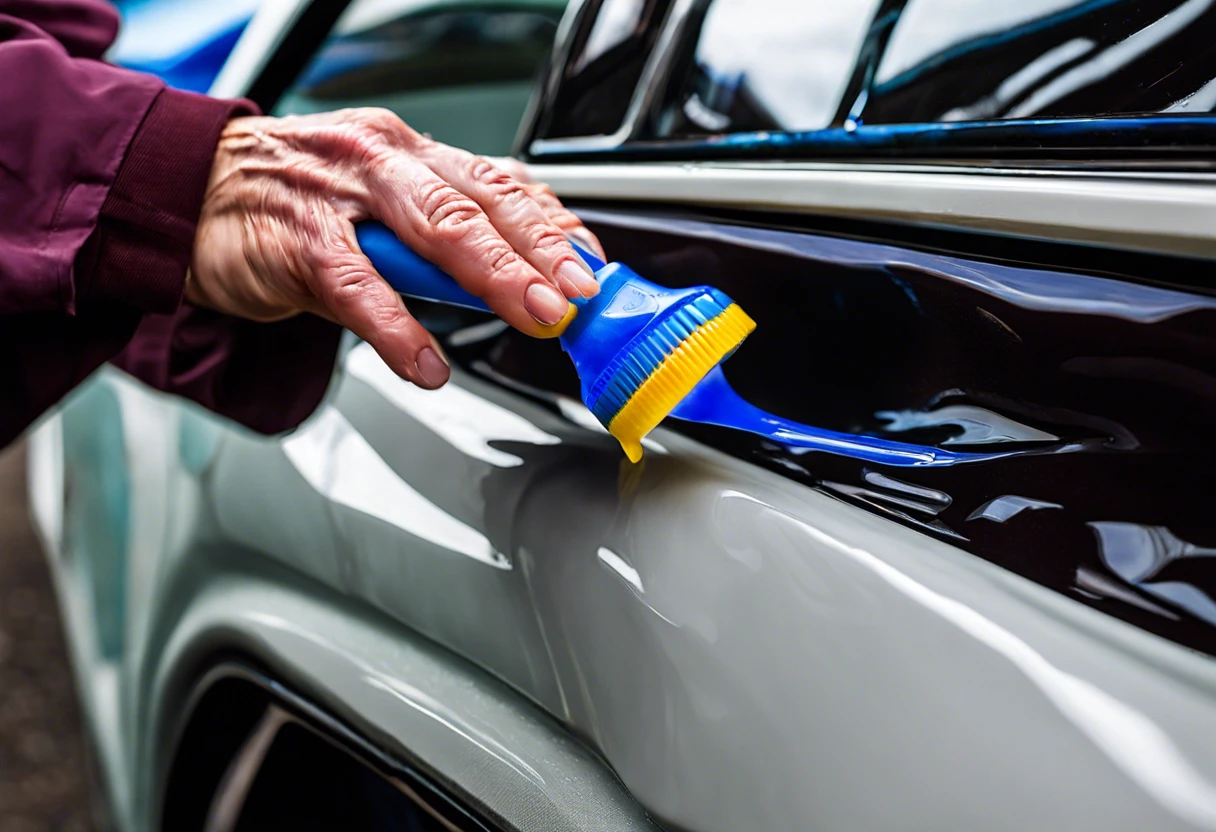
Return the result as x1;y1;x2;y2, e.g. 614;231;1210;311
188;108;605;389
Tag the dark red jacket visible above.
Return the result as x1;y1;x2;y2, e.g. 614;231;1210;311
0;0;339;447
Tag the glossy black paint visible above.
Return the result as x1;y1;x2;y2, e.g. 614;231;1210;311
526;115;1216;163
439;206;1216;656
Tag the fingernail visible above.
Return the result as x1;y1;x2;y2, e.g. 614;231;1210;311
556;260;600;298
416;346;450;388
525;282;569;325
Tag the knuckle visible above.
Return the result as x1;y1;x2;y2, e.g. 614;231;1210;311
366;301;407;330
471;157;515;190
321;263;401;327
416;182;482;238
345;126;389;167
487;246;521;277
526;223;568;253
320;257;372;296
354;107;404;134
340;109;413;166
471;157;529;203
469;157;501;184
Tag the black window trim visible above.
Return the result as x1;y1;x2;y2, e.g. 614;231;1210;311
245;0;356;113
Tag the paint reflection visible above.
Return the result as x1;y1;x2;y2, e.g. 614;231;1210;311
652;0;881;137
598;546;644;593
283;406;510;569
820;473;963;540
817;471;956;537
726;490;1216;830
347;343;559;469
877;404;1058;446
968;495;1062;523
452;206;1216;657
1092;523;1216;625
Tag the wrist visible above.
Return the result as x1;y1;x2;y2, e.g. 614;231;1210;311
79;88;260;314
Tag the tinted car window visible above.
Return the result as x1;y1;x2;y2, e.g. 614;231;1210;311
524;0;1216;160
538;0;673;138
649;0;882;138
864;0;1216;123
274;0;567;156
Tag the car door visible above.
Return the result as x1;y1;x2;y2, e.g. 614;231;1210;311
66;0;1216;830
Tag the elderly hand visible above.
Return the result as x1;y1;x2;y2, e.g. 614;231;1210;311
187;108;605;389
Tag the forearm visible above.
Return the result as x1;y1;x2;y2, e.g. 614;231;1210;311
0;2;340;444
0;6;163;315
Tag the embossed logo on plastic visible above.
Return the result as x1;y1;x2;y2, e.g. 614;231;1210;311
604;285;659;318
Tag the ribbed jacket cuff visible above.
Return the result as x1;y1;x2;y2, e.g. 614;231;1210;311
80;86;257;313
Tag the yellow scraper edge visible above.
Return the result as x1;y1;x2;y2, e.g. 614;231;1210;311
607;303;756;463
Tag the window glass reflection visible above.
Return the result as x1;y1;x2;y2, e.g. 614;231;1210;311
875;0;1084;85
865;0;1216;123
275;0;566;156
540;0;671;138
577;0;649;69
652;0;881;138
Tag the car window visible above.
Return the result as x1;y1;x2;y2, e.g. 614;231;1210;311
865;0;1216;123
538;0;674;139
273;0;569;156
649;0;882;139
525;0;1216;160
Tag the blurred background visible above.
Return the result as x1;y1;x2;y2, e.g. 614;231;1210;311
0;443;92;832
2;3;261;828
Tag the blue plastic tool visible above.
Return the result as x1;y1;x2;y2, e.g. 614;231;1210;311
356;221;1003;466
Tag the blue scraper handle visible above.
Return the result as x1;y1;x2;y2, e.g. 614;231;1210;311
356;220;604;312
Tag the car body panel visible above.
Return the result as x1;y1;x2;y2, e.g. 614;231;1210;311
27;0;1216;829
32;332;1216;830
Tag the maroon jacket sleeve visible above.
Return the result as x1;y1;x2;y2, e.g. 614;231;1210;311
0;0;339;447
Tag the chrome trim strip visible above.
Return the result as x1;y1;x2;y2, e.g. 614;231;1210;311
528;161;1216;258
203;707;288;832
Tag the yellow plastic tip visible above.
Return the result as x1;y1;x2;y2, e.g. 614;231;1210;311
608;303;756;462
534;303;579;339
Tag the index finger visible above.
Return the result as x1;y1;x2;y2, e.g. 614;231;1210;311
486;156;606;258
367;153;573;337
